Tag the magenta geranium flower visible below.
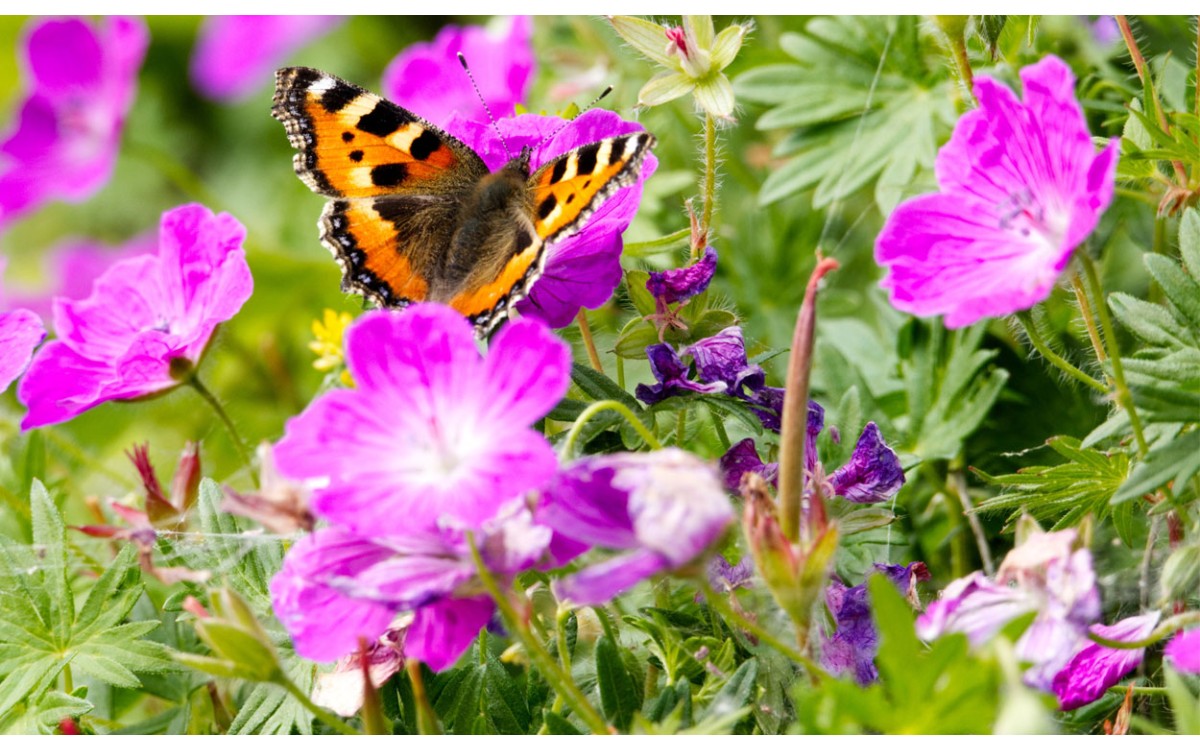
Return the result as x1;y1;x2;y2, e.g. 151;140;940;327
874;55;1118;328
917;528;1101;691
1051;612;1159;710
190;16;343;102
274;303;570;536
537;449;734;607
443;111;657;328
382;16;534;128
0;307;44;394
0;17;147;228
272;501;552;670
1164;629;1200;674
18;204;251;429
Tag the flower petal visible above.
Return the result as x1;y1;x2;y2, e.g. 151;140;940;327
406;596;495;672
191;16;342;102
1164;629;1200;674
693;74;735;119
1051;613;1159;710
638;70;694;108
710;25;747;70
829;422;905;503
0;309;45;393
553;548;669;607
482;317;571;428
609;16;676;68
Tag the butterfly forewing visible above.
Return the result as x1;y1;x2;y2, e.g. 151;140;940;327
272;67;486;199
528;132;656;243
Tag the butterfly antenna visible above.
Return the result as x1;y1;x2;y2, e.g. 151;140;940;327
458;52;513;161
532;85;613;153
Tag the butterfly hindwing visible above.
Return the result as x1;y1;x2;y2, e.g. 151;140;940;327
272;67;487;199
528;132;656;243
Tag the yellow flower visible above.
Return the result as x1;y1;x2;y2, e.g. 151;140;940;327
309;309;355;387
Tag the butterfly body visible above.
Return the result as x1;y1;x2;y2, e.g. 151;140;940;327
272;67;655;334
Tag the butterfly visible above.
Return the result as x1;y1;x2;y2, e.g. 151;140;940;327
272;67;656;335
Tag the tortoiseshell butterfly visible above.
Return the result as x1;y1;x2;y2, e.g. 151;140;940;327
272;67;656;334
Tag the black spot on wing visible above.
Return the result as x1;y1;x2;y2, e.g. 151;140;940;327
608;137;629;165
319;82;358;113
538;195;557;220
357;101;414;137
566;193;576;204
409;129;441;161
575;142;600;176
342;131;355;142
349;150;364;162
515;226;535;251
549;158;569;184
372;163;409;187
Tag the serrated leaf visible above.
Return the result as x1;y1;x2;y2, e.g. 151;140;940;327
1112;430;1200;504
1144;253;1200;331
1180;208;1200;277
1108;292;1193;347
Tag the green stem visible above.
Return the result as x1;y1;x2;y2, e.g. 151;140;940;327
699;114;717;258
674;405;688;446
466;534;611;734
1070;272;1108;368
1078;254;1150;457
187;375;258;485
615;354;626;391
1088;611;1200;650
945;33;976;105
405;660;440;734
1107;685;1168;696
559;400;662;459
624;228;690;258
576;309;604;374
1015;311;1108;394
707;407;731;452
62;664;74;695
698;578;827;679
279;675;362;735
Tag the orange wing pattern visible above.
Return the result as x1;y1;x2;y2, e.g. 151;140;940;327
449;237;543;320
529;132;656;242
272;67;486;199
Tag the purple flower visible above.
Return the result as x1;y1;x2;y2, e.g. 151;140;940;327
0;17;147;228
635;342;726;405
821;562;930;684
917;528;1101;691
707;554;754;594
445;111;657;328
3;235;154;321
874;55;1118;328
1164;629;1200;674
1051;613;1159;710
647;246;718;305
274;303;570;537
190;16;343;103
0;307;44;393
537;449;734;606
382;16;534;128
18;204;252;429
719;437;777;492
271;501;551;670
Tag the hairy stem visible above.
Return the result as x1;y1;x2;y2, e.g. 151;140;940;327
187;375;258;485
1015;311;1108;394
575;309;604;374
559;399;662;459
699;114;718;258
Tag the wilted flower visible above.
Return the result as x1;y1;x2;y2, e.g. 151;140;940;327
222;443;314;534
0;307;44;393
382;16;534;127
312;625;408;717
917;527;1101;691
446;111;656;328
1164;629;1200;674
610;15;749;119
191;16;342;102
537;448;734;606
271;502;551;670
821;562;929;684
874;55;1118;327
0;17;147;227
18;204;252;429
275;303;570;536
1051;613;1159;710
644;246;718;337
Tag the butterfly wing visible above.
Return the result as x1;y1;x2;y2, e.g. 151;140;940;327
273;67;487;309
528;132;657;243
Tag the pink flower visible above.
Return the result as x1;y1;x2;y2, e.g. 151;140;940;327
382;16;534;128
274;303;571;536
874;55;1118;328
0;17;147;228
18;204;252;429
1051;613;1159;710
190;16;342;103
0;306;44;393
1165;629;1200;674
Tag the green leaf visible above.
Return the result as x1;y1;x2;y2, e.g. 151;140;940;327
542;710;583;735
0;690;92;734
1144;253;1200;331
976;15;1006;56
701;658;757;723
595;634;641;732
1112;430;1200;504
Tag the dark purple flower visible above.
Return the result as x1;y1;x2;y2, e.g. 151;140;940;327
917;528;1101;691
382;16;534;128
275;303;570;537
0;306;44;393
821;562;930;684
18;204;252;429
875;56;1118;327
191;16;343;102
707;554;754;594
1164;629;1200;674
1051;613;1159;710
0;17;147;227
445;111;657;328
634;342;726;405
828;422;905;503
537;449;734;606
718;437;777;492
647;246;718;305
271;501;551;670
